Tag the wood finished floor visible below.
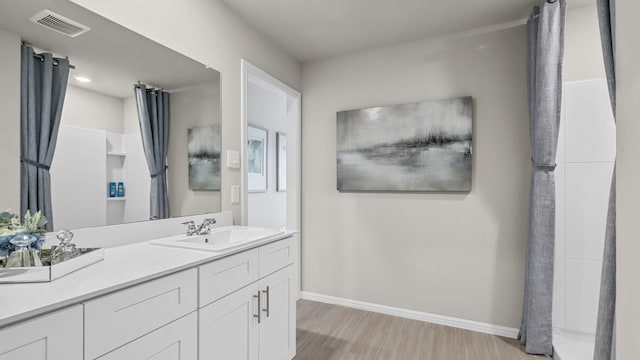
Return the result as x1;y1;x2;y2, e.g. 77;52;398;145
294;300;545;360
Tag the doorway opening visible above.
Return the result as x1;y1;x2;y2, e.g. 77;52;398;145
240;60;301;233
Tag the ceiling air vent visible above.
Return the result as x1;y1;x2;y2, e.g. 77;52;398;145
29;10;90;38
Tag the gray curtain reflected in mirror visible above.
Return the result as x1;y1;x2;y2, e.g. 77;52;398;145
20;44;70;231
134;84;170;219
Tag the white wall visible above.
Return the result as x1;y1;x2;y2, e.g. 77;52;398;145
168;80;222;217
247;79;287;228
62;85;124;133
0;28;20;212
301;25;530;328
123;96;138;134
616;1;640;358
564;5;606;82
69;0;302;224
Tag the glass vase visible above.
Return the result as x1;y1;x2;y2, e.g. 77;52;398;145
5;234;43;268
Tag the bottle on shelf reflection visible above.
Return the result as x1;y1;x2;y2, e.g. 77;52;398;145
117;182;125;198
109;182;117;198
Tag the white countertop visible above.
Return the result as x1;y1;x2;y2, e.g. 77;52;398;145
0;231;296;328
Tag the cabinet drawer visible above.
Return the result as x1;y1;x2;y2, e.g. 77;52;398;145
0;305;83;360
259;236;296;278
96;312;197;360
84;269;198;359
199;248;259;307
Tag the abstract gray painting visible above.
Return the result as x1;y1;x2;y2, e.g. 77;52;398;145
337;97;472;192
188;126;221;190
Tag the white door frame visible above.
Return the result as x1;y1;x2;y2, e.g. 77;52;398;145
240;59;301;233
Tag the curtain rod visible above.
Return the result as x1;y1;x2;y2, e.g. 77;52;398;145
32;53;76;70
134;83;165;92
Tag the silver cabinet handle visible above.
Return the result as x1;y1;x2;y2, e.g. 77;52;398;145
253;291;261;324
262;286;270;318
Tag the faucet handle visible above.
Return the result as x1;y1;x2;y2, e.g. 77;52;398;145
201;218;216;234
181;221;196;235
198;218;216;235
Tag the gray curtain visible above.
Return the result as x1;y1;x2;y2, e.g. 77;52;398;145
594;0;616;359
519;0;566;356
20;44;70;231
134;85;170;219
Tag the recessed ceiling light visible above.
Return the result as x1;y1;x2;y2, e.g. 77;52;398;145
75;76;91;83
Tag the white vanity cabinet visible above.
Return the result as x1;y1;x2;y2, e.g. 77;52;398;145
0;305;83;360
199;236;297;360
0;234;298;360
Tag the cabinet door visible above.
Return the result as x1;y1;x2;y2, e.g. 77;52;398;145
0;305;83;360
97;312;197;360
199;282;260;360
259;265;296;360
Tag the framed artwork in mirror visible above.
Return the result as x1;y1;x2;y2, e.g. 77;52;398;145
276;132;287;192
188;126;221;190
248;125;268;192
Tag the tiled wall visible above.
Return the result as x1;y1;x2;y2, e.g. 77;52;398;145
553;79;616;333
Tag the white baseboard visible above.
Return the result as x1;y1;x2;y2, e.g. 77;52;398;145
299;291;519;339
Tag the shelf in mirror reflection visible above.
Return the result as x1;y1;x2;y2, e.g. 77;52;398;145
107;198;127;201
107;152;126;157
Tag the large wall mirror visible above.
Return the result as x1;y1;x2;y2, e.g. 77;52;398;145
0;0;222;231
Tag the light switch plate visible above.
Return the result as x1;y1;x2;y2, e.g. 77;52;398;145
231;185;240;204
226;150;240;169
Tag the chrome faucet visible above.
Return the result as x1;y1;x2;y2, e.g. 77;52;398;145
195;218;217;235
182;218;216;236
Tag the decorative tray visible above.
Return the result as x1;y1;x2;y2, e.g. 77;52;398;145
0;247;104;283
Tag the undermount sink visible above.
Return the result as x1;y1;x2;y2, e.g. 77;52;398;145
149;226;286;252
